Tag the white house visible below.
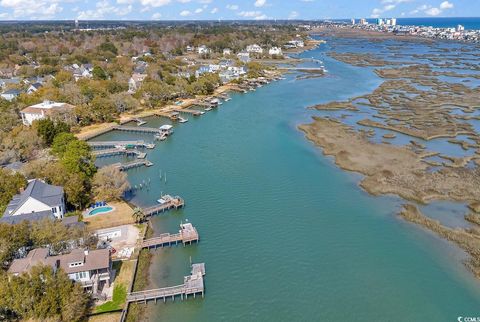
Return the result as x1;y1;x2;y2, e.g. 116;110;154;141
3;179;66;219
8;248;112;295
1;89;21;101
197;45;210;55
246;44;263;54
128;73;147;93
27;82;43;94
20;100;75;126
237;51;251;63
223;48;232;56
268;47;283;56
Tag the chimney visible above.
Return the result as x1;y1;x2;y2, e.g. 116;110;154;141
84;249;89;256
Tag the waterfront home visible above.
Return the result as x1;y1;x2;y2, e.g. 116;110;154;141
27;82;43;94
197;45;211;55
1;89;21;101
186;45;194;52
195;64;220;78
8;248;112;295
285;40;305;48
128;73;147;93
223;48;232;56
219;59;234;68
269;47;283;56
3;179;66;220
237;51;251;63
20;100;75;126
246;44;263;54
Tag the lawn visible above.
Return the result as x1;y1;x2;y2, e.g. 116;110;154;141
94;260;136;314
95;284;127;313
83;201;135;231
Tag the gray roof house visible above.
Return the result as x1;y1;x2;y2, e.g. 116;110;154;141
8;248;112;295
2;179;66;221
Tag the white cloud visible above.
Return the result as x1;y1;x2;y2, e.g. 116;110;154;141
425;7;441;15
194;7;202;13
254;0;266;7
180;9;191;16
210;7;218;13
440;1;453;9
0;0;63;18
78;0;132;19
139;0;171;7
288;11;298;19
226;4;238;10
152;12;162;19
238;10;268;19
177;0;191;3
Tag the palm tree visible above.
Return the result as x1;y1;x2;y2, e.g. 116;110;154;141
132;207;145;223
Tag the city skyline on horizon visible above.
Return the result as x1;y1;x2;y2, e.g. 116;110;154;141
0;0;477;21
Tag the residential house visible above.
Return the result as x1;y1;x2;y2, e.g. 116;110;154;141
20;100;75;126
27;82;43;94
186;45;194;52
128;73;147;93
133;61;148;74
197;45;210;55
237;51;251;63
223;48;232;56
195;64;220;78
2;179;66;220
0;77;21;90
246;44;263;54
65;64;93;81
1;89;21;101
285;40;305;48
220;66;246;83
269;47;283;56
8;248;112;295
219;59;234;68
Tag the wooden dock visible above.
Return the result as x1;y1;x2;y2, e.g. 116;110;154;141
142;195;185;217
88;140;155;149
154;112;179;121
174;108;202;116
142;223;199;249
113;126;162;135
92;148;146;159
112;160;153;171
126;263;205;304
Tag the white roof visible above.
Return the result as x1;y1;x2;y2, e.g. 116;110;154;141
159;125;173;130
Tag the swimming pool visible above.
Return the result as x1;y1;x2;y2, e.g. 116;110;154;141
88;206;114;216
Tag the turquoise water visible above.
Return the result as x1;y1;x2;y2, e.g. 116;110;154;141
92;40;480;321
87;206;113;216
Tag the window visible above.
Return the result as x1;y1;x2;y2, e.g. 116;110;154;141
52;207;57;214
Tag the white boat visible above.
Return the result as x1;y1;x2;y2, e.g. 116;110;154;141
205;107;212;111
225;97;231;101
157;198;166;204
179;117;188;123
199;111;205;115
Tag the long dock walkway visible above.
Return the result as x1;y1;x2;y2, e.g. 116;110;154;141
111;160;153;171
92;148;146;159
113;126;162;135
142;223;199;249
142;195;185;217
87;140;155;149
126;263;205;304
174;108;202;116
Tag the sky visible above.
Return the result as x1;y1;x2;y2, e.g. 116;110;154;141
0;0;478;21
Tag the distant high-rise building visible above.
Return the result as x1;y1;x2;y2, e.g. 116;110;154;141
391;18;397;26
386;19;391;25
351;18;355;25
376;18;384;26
360;18;367;25
75;20;79;29
456;24;465;32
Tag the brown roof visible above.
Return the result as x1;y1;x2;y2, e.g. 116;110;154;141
20;103;75;115
8;248;110;275
7;248;54;275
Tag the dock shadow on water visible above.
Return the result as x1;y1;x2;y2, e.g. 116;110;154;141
94;37;480;321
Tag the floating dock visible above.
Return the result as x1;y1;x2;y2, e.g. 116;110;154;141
141;223;199;249
142;195;185;217
126;263;205;304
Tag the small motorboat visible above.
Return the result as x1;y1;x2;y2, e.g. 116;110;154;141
179;117;188;123
205;107;212;111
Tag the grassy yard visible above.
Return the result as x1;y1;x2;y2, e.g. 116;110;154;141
94;260;136;314
83;201;135;231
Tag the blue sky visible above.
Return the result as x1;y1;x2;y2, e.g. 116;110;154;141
0;0;477;20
